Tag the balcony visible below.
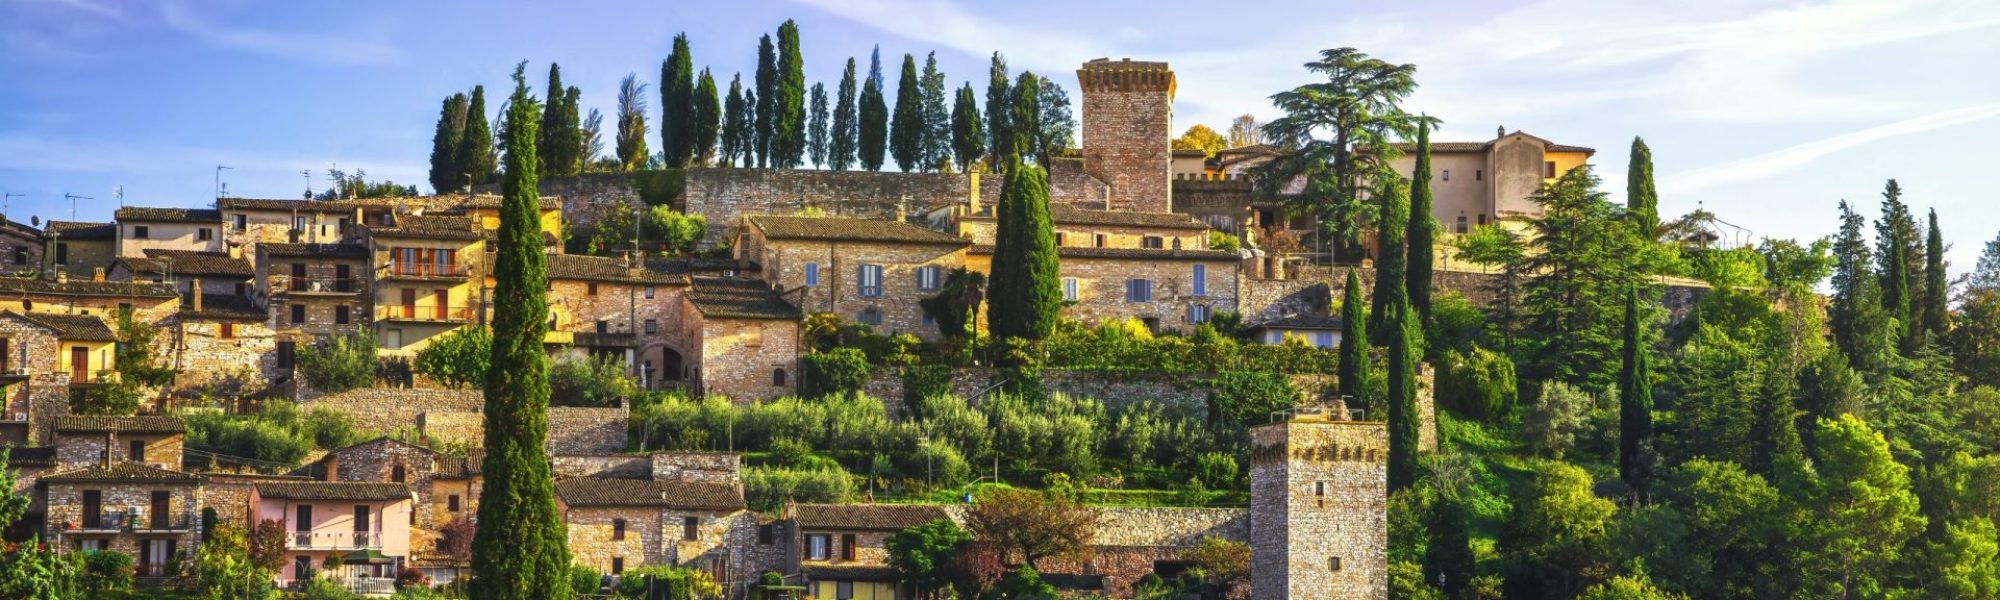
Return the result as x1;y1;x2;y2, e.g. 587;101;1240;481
289;530;383;550
382;262;469;281
73;511;191;533
375;305;473;323
570;332;637;349
273;275;360;296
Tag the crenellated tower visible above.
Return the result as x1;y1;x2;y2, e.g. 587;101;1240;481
1249;408;1388;599
1076;58;1175;213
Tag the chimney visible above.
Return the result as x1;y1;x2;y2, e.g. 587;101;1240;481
967;172;981;214
227;244;242;259
55;270;67;283
191;281;203;312
92;267;105;282
1496;125;1506;139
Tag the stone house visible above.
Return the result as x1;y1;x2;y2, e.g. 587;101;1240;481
217;197;358;249
0;311;66;445
17;311;121;393
108;249;255;298
678;277;802;402
1377;130;1595;231
966;245;1239;332
168;293;277;394
0;216;41;276
255;243;373;380
949;202;1210;255
787;503;952;600
113;207;223;258
0;276;180;327
37;462;202;575
50;415;186;471
0;446;56;539
523;253;689;390
1249;416;1389;599
738;215;972;342
555;477;749;577
308;437;445;529
251;481;414;590
40;221;117;279
363;214;485;356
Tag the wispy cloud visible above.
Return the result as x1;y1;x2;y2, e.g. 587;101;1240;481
1663;102;2000;193
0;133;421;184
158;2;400;66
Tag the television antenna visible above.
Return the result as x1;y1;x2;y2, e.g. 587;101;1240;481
301;169;313;200
63;194;93;221
2;193;21;215
113;186;124;207
214;165;232;200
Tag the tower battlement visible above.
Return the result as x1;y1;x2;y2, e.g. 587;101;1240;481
1077;58;1175;213
1249;417;1388;600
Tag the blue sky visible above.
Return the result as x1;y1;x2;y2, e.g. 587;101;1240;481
3;0;1998;273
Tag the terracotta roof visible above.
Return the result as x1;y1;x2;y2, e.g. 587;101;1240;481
435;451;484;478
1382;133;1595;155
217;198;356;213
749;216;969;246
1048;204;1208;230
536;253;687;285
260;243;372;259
793;504;951;531
326;436;440;457
685;277;800;320
1217;144;1283;157
1171;148;1208;158
180;294;265;321
647;257;750;275
115;207;221;223
12;312;116;341
0;277;177;298
444;194;561;211
555;478;745;510
255;482;411;501
55;414;185;434
371;214;482;240
44;221;116;241
967;245;1238;262
0;218;39;239
39;462;201;484
119;250;253;278
1250;314;1344;331
2;446;57;467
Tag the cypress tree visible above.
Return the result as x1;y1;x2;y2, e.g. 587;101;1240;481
742;88;758;166
429;93;469;193
1425;495;1475;597
563;86;583;171
456;85;496;186
1920;209;1950;343
1876;179;1917;346
614;74;649;171
660;33;694;166
772;20;806;168
951;83;985;173
1386;298;1418;492
986;157;1061;343
1406;121;1436;325
858;48;888;171
831;58;858;171
470;63;570;600
722;74;746;167
1830;200;1890;375
1370;177;1410;344
807;82;829;168
754;33;776;168
691;69;721;166
539;63;570;176
1009;72;1041;160
984;52;1012;171
1627;137;1658;238
919;52;950;171
1338;269;1371;408
1617;285;1654;500
890;53;924;172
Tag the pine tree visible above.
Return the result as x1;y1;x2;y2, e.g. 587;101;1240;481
1831;200;1891;375
692;69;721;166
429;93;469;193
470;63;570;600
987;156;1060;344
951;83;985;173
1370;177;1410;344
1386;299;1419;492
1406;121;1436;325
456;85;496;186
890;54;924;172
919;52;950;171
859;48;888;171
831;58;859;171
754;33;777;168
1876;179;1919;348
807;83;829;168
1919;209;1951;344
722;74;746;167
1617;285;1654;500
772;20;807;168
984;52;1012;171
1338;269;1371;408
1034;76;1077;164
660;33;695;167
615;73;649;171
1627;137;1659;238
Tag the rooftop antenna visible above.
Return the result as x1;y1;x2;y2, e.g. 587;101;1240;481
301;169;313;200
64;194;93;221
2;192;21;216
214;165;232;200
113;186;124;207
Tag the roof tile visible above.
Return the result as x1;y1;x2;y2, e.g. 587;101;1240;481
254;482;412;501
750;216;969;246
555;478;745;510
685;277;800;320
115;207;222;223
39;462;201;484
792;504;951;531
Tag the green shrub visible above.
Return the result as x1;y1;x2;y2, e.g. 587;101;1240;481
1207;230;1242;252
1043;319;1338;374
301;574;361;600
413;327;491;389
909;394;993;463
900;364;954;416
743;467;855;510
568;565;602;596
985;392;1104;479
1435;346;1517;422
1206;371;1299;426
629;391;736;451
1192;452;1239;489
297;333;378;393
801;348;871;399
1524;382;1592;459
902;438;972;487
630;168;686;207
72;381;142;415
646;206;707;256
549;354;637;407
77;549;133;594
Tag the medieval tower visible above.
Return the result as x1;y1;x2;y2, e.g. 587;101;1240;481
1249;411;1389;599
1076;58;1174;213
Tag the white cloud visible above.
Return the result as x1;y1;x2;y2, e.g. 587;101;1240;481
0;133;421;185
158;1;400;66
1662;102;2000;193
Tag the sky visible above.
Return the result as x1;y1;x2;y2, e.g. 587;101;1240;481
3;0;1998;274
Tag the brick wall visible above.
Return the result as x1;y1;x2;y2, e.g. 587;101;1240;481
1249;420;1388;600
1078;59;1174;213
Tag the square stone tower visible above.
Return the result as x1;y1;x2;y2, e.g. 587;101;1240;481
1077;58;1174;213
1249;413;1388;600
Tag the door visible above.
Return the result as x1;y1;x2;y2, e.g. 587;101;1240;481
149;491;169;529
335;264;352;292
295;504;313;546
400;289;416;318
70;346;87;380
354;505;371;547
291;263;307;291
143;540;174;577
295;555;312;581
82;490;101;528
433;290;448;320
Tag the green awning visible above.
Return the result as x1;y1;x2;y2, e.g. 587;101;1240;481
339;549;395;565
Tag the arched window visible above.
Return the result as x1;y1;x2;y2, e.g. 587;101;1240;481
391;464;406;483
772;368;788;387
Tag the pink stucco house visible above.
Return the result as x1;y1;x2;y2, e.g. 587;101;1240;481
250;481;413;594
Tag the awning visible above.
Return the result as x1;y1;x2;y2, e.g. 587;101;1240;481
339;549;396;565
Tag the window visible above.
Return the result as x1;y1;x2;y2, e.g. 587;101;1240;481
1476;169;1484;181
1062;278;1078;302
233;214;247;229
806;534;831;560
1478;213;1489;226
1192;265;1207;297
1544;161;1557;178
587;282;599;296
857;307;882;326
11;247;24;266
130;440;145;462
683;516;699;541
55;243;67;265
1141;236;1165;249
837;581;854;599
856;264;883;297
840;534;857;561
277;341;296;370
596;320;609;334
773;368;788;387
1316;481;1326;496
644;286;656;299
1125;279;1153;302
1188;304;1211;324
644;319;658;334
219;323;234;339
1055;232;1068;246
335;306;350;325
1330;556;1343;572
1441;169;1450;181
385;328;403;349
293;216;308;232
82;490;101;528
916;265;942;290
447;494;461;512
612;518;627;541
611;557;624;575
132;226;149;239
758;523;775;545
197;228;213;241
1313;331;1335;348
291;304;306;324
234;282;246;296
804;262;820;287
391;464;406;483
1094;233;1108;248
1455;216;1468;234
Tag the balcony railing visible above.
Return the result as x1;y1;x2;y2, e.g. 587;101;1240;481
75;511;190;532
376;305;473;322
347;577;396;596
289;530;382;550
273;275;359;294
386;262;469;279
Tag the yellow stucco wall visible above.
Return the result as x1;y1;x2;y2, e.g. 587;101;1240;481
56;340;116;381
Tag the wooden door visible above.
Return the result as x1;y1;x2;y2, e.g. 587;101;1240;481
70;347;87;380
400;289;416;318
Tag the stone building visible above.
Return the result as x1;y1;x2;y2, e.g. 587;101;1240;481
738;215;971;341
17;311;121;400
0;311;67;445
107;248;255;298
678;277;802;402
36;414;202;579
555;477;750;577
1378;129;1594;232
255;242;373;382
0;216;41;276
532;253;689;390
168;292;277;394
40;220;117;280
50;415;186;471
1249;412;1389;600
364;214;485;356
113;207;223;258
217;197;357;249
1079;58;1176;213
787;503;952;600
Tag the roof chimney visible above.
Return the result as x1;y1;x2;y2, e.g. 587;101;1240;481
92;267;105;282
227;244;242;259
191;281;203;312
1496;125;1507;139
55;270;67;284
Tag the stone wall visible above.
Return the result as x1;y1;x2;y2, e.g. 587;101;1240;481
301;389;484;434
53;431;183;471
551;455;650;479
651;452;741;484
198;474;266;529
565;507;747;577
326;438;443;529
1249;420;1388;600
548;278;691;391
418;411;483;448
2;224;43;276
864;368;1344;419
749;237;964;341
687;302;801;403
41;481;201;559
547;406;630;455
169;317;277;394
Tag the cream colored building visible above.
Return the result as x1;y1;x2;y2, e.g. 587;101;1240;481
1381;129;1594;233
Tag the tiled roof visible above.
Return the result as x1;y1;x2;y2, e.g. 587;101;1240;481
1251;314;1344;331
2;446;57;467
119;250;253;277
536;253;687;285
555;478;745;510
685;277;800;320
1048;204;1208;230
217;198;356;213
968;245;1239;262
180;294;265;321
39;462;201;484
12;312;117;341
0;218;39;239
115;207;222;223
749;216;969;246
254;482;411;501
435;451;484;478
44;221;116;241
259;243;371;259
0;276;177;298
1382;133;1595;155
793;504;951;531
371;214;481;240
55;414;185;434
1171;148;1208;158
444;194;561;211
647;257;750;275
